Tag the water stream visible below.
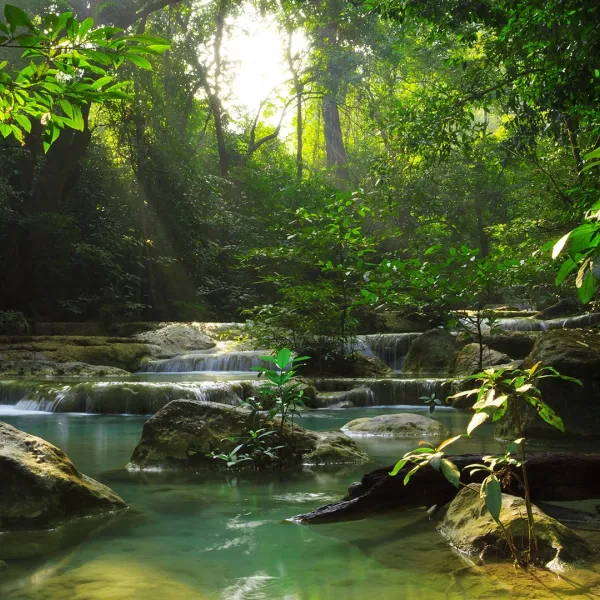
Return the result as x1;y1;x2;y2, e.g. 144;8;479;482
0;408;599;600
1;321;600;598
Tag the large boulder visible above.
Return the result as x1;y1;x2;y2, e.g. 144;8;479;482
341;413;449;437
452;343;512;376
403;329;457;376
436;485;596;570
128;399;368;470
0;422;126;556
135;323;215;357
482;331;541;359
496;329;600;438
534;298;582;320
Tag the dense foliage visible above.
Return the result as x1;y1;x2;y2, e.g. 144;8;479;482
0;0;598;330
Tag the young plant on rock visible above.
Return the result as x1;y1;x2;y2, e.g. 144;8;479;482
389;436;462;489
450;363;581;564
390;362;581;567
252;348;309;440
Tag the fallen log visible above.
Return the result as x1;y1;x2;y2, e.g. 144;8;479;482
293;452;600;524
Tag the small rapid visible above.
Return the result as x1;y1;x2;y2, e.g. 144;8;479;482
0;380;259;414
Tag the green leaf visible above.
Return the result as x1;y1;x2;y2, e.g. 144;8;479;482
126;54;153;70
90;76;113;90
59;99;74;119
389;458;407;477
258;355;278;364
276;348;291;369
481;475;502;522
14;113;31;133
577;270;597;304
403;463;421;486
70;104;85;131
79;17;94;39
555;257;578;285
4;5;32;29
440;459;460;488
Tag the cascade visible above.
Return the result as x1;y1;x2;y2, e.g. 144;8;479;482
141;350;269;373
0;380;259;414
355;333;421;370
495;312;600;331
314;377;449;406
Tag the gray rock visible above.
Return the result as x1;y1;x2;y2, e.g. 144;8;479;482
128;399;368;470
341;413;449;437
452;343;512;376
0;422;126;558
436;485;597;570
534;298;582;320
135;323;215;357
403;329;457;376
496;329;600;439
0;359;130;378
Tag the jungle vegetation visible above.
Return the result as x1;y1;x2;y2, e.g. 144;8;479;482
0;0;598;336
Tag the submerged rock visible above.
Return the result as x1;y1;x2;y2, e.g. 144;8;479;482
496;328;600;438
135;323;215;357
341;413;449;437
0;422;125;555
128;399;368;470
403;330;457;376
436;485;597;570
452;343;512;377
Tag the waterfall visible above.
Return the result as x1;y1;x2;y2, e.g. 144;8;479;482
141;350;269;373
355;333;420;371
315;377;449;406
494;313;600;331
0;380;259;414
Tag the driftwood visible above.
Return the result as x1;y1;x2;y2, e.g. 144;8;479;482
293;453;600;524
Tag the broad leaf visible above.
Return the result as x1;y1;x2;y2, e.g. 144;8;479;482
552;232;571;259
276;348;291;369
440;458;460;488
467;411;489;435
481;475;502;522
389;459;408;477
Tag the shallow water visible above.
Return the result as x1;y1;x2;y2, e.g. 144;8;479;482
1;408;600;599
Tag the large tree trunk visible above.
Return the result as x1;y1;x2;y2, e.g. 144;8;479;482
322;93;348;183
316;20;349;186
293;453;600;524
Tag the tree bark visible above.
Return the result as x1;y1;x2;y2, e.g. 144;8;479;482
293;452;600;524
316;21;349;186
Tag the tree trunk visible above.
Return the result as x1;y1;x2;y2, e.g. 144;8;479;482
322;93;348;183
293;452;600;524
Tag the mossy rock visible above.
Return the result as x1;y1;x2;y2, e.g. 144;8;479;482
0;421;126;558
128;399;368;470
0;359;129;378
0;335;152;372
303;353;391;377
403;330;457;376
341;413;449;437
534;298;582;320
134;323;215;357
496;329;600;439
482;331;541;359
436;485;597;570
452;343;513;376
